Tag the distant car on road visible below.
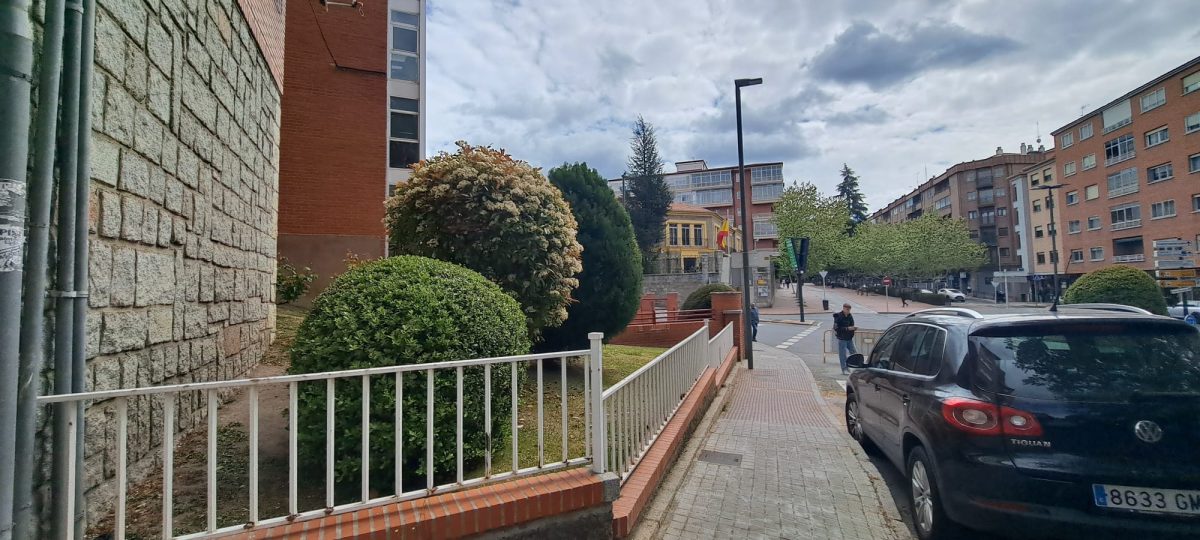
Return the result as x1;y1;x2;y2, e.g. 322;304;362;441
918;288;934;294
937;288;966;302
844;306;1200;540
1168;305;1197;319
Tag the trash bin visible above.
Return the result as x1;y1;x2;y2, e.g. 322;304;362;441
822;299;830;311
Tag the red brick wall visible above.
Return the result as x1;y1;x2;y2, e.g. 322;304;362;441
278;0;387;239
235;0;287;87
609;321;704;348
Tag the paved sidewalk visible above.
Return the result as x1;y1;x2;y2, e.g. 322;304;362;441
815;285;939;315
639;344;906;540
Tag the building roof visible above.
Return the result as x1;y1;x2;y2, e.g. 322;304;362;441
870;150;1050;218
1052;54;1200;136
670;202;721;215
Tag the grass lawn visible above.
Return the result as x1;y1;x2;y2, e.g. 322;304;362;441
104;306;664;538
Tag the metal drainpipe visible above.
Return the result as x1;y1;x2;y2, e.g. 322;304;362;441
0;1;36;539
70;1;96;536
49;1;83;537
12;0;67;536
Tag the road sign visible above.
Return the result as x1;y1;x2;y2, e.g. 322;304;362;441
1159;279;1198;288
883;277;892;286
1153;239;1192;249
1171;287;1195;294
1157;269;1197;278
1155;259;1196;269
819;270;828;279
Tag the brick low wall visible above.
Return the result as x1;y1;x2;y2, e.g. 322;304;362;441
608;320;704;348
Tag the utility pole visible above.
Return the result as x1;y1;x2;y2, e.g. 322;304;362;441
734;77;762;368
1033;184;1066;310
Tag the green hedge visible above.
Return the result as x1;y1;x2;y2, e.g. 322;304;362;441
682;283;735;310
1063;265;1168;315
289;256;531;494
863;286;948;306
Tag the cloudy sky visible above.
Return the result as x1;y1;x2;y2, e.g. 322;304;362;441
425;0;1200;210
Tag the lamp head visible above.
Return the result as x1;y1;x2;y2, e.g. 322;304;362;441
735;78;763;87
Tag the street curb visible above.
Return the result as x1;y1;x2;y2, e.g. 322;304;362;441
627;362;743;539
764;319;819;326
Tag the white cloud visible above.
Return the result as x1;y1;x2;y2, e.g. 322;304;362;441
427;0;1200;209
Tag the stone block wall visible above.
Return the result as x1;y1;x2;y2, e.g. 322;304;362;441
44;0;283;525
640;273;725;304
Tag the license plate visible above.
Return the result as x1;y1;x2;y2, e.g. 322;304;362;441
1093;484;1200;516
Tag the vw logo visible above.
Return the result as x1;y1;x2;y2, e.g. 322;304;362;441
1134;420;1163;444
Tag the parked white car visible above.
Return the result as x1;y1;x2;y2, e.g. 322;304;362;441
938;288;966;302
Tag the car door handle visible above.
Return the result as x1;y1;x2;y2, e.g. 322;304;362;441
901;395;911;406
873;383;881;392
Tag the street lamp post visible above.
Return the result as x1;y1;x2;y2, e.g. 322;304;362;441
1032;184;1065;310
735;77;762;369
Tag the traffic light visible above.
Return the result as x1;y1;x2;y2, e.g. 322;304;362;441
790;237;810;273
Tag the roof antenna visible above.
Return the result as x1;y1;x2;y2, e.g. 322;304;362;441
1036;121;1041;146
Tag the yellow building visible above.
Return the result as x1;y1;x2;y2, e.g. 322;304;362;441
660;203;741;273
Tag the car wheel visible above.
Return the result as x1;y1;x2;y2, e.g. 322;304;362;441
907;447;960;540
845;394;878;454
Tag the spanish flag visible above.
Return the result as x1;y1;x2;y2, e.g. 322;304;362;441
716;220;731;251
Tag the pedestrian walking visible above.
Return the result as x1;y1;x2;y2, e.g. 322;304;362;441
901;291;910;307
749;304;760;341
833;303;857;375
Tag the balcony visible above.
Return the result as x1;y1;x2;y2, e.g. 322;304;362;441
1113;254;1145;263
1105;152;1135;167
1107;184;1138;199
1111;219;1142;231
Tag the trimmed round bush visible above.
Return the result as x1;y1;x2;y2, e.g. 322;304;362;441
289;256;531;492
682;283;735;311
539;163;642;351
1063;265;1167;315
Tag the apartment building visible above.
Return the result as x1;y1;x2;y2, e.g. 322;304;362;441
278;0;426;300
871;147;1049;297
1005;156;1064;302
1052;55;1200;279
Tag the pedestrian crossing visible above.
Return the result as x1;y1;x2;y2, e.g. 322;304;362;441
776;322;821;349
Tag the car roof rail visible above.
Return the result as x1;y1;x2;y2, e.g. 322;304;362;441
1055;303;1154;315
906;307;984;319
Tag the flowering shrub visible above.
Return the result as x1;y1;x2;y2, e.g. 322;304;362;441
275;258;316;304
386;142;583;336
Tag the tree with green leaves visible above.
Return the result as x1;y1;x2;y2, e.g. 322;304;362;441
839;214;986;279
772;182;851;275
540;163;643;351
836;164;869;230
622;116;673;271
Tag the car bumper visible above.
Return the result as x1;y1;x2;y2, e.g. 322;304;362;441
938;459;1200;539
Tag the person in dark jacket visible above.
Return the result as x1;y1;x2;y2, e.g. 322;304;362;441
749;304;760;341
833;303;857;374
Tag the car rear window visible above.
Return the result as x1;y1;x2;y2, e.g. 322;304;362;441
971;322;1200;401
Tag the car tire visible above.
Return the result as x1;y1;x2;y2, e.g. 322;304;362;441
907;447;961;540
845;394;878;454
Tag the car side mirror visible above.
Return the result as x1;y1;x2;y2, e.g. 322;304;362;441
845;353;867;369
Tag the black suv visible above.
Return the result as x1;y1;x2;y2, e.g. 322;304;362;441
844;306;1200;540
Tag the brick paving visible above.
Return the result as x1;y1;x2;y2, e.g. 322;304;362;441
645;344;905;539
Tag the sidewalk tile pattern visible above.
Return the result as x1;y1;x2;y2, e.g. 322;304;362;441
655;346;901;539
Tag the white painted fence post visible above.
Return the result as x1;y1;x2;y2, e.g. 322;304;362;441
705;319;718;369
588;332;606;474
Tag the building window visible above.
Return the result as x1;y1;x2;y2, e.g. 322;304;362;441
1106;167;1138;198
1082;153;1097;170
752;218;778;239
934;196;951;210
668;224;679;245
388;97;420;169
1191;153;1200;173
999;247;1010;257
1145;126;1169;148
1102;99;1132;133
694;188;732;205
1194;194;1200;212
968;210;979;220
1085;184;1099;200
995;186;1007;198
750;165;783;184
1033;200;1042;212
751;183;784;201
1068;220;1081;234
1140;87;1166;112
1187;112;1200;134
694;225;704;246
1090;247;1104;261
1064;161;1077;177
1066;190;1079;205
1110;203;1141;230
689;170;733;188
997;207;1007;216
1184;71;1200;95
1070;249;1085;263
1104;134;1136;166
1080;122;1094;140
389;9;420;82
1147;163;1174;183
969;230;979;239
1060;132;1073;148
967;191;977;201
1034;226;1044;238
1087;216;1101;230
999;227;1009;237
1151;200;1176;219
1036;252;1046;265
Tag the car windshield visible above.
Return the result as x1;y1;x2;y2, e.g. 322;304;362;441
972;322;1200;402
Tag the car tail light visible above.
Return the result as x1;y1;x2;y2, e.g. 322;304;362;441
941;398;1044;437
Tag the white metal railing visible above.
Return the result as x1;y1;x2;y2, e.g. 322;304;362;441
1111;219;1142;231
1114;254;1146;263
41;339;610;540
602;322;728;481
